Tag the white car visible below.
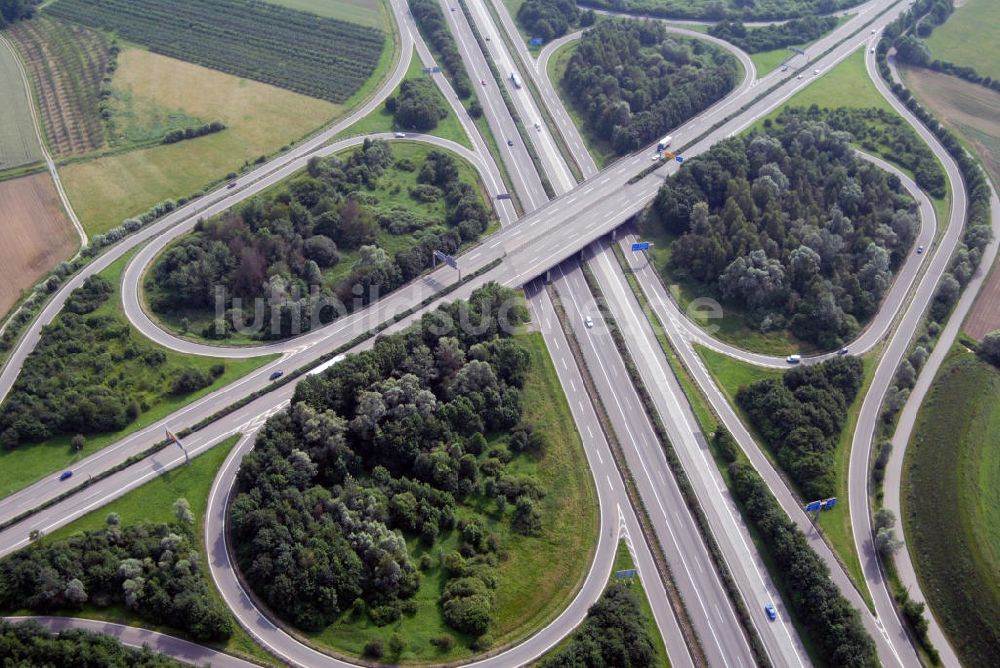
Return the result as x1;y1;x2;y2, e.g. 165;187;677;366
651;153;661;161
584;316;594;328
871;47;876;53
917;245;925;254
871;29;877;34
813;69;820;75
796;74;803;79
394;132;406;138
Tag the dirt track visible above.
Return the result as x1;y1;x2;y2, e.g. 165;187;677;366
0;173;78;319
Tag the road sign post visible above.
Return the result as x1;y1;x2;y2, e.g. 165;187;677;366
631;242;652;252
166;429;190;465
433;250;460;280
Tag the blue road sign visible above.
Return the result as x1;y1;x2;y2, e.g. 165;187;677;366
631;242;651;252
529;37;544;46
822;498;838;510
675;156;684;163
615;569;637;579
805;500;822;513
434;250;458;270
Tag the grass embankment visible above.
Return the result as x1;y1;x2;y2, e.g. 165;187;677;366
924;0;1000;81
23;434;277;666
0;248;275;499
145;140;494;343
334;46;472;149
903;345;1000;667
695;343;876;602
0;36;44;172
310;331;598;663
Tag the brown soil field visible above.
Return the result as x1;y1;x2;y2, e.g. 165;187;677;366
901;66;1000;184
0;173;78;318
966;263;1000;341
9;16;110;157
901;67;1000;340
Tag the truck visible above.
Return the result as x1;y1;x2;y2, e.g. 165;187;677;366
510;71;522;89
656;134;673;152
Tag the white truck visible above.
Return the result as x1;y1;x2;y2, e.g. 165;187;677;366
510;71;522;89
656;134;673;152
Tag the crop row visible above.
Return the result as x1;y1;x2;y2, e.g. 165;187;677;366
47;0;385;103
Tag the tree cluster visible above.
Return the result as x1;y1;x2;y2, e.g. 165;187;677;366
517;0;579;42
737;356;864;499
389;78;448;131
651;117;920;347
978;331;1000;368
408;0;474;98
161;120;225;145
229;285;544;645
729;462;878;666
0;509;232;642
539;583;657;667
149;140;492;340
0;0;36;28
708;16;838;53
0;619;185;667
0;276;225;449
579;0;861;23
562;19;740;154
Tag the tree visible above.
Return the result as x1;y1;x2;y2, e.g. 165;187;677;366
979;330;1000;367
875;527;902;558
874;508;896;531
173;498;194;525
394;78;447;131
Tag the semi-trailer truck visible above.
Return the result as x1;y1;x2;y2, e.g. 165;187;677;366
657;134;673;151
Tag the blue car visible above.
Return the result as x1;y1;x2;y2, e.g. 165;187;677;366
59;470;73;481
765;603;777;621
269;370;284;381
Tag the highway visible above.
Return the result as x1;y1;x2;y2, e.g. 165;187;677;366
0;0;979;665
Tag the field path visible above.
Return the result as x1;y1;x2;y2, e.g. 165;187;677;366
0;34;86;247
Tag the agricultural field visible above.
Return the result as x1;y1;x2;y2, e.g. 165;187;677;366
0;172;78;318
965;260;1000;341
900;65;1000;186
265;0;382;28
47;0;386;104
59;46;339;235
0;36;43;172
924;0;1000;81
903;346;1000;668
7;15;111;157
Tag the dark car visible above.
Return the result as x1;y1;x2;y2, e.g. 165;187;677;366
507;138;514;146
269;371;284;381
59;470;73;481
227;181;237;189
837;348;849;355
765;603;777;621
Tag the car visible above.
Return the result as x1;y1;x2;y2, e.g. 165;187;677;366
534;122;540;130
507;138;514;146
485;35;490;41
394;132;406;138
871;47;876;53
813;68;820;75
765;603;777;621
796;74;803;79
837;348;849;356
481;78;486;85
227;181;237;189
269;370;284;381
917;245;925;254
584;316;594;328
59;470;73;481
780;65;788;72
786;354;802;364
871;28;877;34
